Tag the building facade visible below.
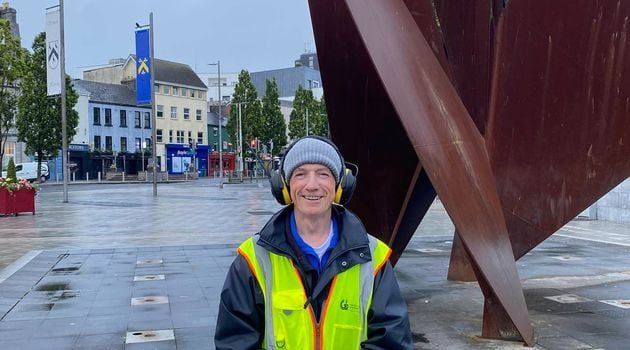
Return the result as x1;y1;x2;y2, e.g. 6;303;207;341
68;80;152;179
83;55;208;174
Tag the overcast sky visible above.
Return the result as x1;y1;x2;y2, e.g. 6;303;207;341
9;1;316;78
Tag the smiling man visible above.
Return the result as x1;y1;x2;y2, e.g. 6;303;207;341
215;136;412;349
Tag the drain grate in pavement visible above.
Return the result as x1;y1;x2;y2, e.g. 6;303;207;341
248;210;275;215
545;294;591;303
131;296;169;305
599;299;630;309
136;259;163;265
125;329;174;344
133;274;165;281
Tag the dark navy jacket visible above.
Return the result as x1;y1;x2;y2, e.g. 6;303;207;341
214;205;413;349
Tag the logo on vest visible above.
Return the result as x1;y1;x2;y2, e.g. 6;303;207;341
339;299;359;312
276;339;286;348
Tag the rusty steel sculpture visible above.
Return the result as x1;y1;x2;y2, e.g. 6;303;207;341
309;0;630;346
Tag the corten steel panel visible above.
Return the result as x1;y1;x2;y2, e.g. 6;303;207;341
309;0;534;345
486;0;630;259
308;1;419;247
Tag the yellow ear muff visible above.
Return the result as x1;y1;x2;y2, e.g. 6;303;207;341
281;177;292;205
334;183;343;204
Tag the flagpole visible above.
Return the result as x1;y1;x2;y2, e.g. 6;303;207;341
149;12;157;197
60;0;68;203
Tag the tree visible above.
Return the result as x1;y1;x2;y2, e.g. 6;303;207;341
260;79;287;155
0;19;27;169
312;95;329;137
16;32;79;181
227;70;262;150
288;85;328;139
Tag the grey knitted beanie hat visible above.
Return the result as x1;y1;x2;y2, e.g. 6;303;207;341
282;137;342;184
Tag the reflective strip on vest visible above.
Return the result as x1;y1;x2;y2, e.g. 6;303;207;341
237;235;392;350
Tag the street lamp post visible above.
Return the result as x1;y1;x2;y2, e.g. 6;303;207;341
209;61;223;187
305;107;309;136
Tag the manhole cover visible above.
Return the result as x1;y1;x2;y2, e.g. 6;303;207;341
415;248;445;254
545;294;591;304
131;296;169;305
551;256;581;261
133;274;165;281
136;259;163;265
248;210;275;215
125;329;174;344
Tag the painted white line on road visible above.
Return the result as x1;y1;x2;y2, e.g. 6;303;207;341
556;232;630;248
563;224;627;237
0;250;42;284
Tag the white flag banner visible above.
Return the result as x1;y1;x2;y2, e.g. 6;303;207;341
46;8;61;96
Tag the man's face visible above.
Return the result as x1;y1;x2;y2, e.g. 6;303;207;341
289;163;337;218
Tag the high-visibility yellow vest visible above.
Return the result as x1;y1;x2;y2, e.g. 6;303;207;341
237;235;392;350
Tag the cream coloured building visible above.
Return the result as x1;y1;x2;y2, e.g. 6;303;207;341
84;56;208;170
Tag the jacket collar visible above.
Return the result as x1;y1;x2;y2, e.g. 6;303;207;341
257;204;370;257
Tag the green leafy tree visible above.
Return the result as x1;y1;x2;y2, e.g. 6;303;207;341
227;70;262;151
16;32;79;181
312;95;329;137
0;19;27;168
288;85;325;139
260;79;287;155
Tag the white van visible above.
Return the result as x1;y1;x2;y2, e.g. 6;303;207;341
1;162;50;182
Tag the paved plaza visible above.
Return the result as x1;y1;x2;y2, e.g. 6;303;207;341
0;179;629;349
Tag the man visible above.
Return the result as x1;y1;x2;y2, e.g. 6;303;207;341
215;136;412;349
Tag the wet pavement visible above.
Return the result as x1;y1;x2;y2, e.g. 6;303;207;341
0;179;629;349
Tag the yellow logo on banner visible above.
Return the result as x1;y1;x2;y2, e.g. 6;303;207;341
137;58;149;75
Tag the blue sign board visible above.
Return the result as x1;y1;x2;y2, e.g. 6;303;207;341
135;29;151;104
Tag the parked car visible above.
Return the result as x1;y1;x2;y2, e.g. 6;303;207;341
1;162;50;183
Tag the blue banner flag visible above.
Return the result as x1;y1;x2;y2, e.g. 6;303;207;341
135;28;152;104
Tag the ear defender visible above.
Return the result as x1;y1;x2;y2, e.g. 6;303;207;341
334;167;357;206
270;170;292;205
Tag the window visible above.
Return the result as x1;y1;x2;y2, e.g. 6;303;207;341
163;85;170;95
157;129;163;143
135;138;142;151
313;81;320;88
93;135;101;150
120;110;127;127
181;88;187;97
105;136;112;151
200;91;205;99
144;112;151;128
176;130;185;143
120;137;127;152
188;131;192;140
104;108;112;126
184;108;190;120
196;109;202;121
145;138;152;149
190;89;195;98
93;108;101;125
157;105;164;118
155;84;160;93
169;130;173;143
197;132;203;144
213;127;218;136
173;87;179;96
213;143;218;152
134;111;141;128
170;106;177;119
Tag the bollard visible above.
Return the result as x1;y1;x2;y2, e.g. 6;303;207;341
185;171;188;181
166;172;169;182
98;172;101;182
72;172;76;182
122;172;125;182
86;173;89;182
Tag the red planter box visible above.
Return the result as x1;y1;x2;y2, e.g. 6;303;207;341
0;188;36;216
